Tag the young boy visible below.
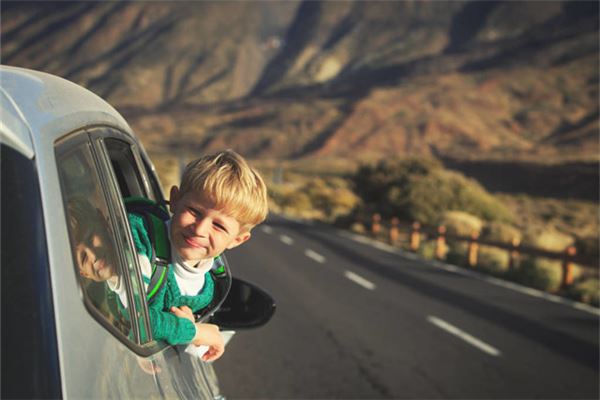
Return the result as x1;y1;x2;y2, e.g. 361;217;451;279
68;150;269;362
127;149;269;361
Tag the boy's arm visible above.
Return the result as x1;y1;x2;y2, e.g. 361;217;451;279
147;304;197;345
138;255;197;345
171;306;225;361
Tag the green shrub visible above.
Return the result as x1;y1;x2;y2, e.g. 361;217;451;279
282;191;313;212
478;246;510;275
417;241;437;261
568;278;600;306
505;256;581;292
506;256;555;291
304;177;360;220
351;157;513;225
440;211;483;237
481;221;522;243
523;227;574;252
350;222;366;234
446;242;468;266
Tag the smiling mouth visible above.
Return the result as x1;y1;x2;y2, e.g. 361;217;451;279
183;235;205;249
93;258;106;272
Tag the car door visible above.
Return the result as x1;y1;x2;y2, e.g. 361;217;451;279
86;126;223;399
55;128;164;398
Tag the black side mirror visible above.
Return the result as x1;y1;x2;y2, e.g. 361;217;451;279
210;277;276;330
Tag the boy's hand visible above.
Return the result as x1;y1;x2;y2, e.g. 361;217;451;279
170;305;195;323
193;323;225;362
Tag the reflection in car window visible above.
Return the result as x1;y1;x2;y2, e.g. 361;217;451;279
57;142;132;338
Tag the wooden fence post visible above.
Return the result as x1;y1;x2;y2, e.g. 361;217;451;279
467;231;479;267
371;213;381;236
561;246;577;290
389;217;399;246
508;237;521;270
435;226;447;260
410;222;421;251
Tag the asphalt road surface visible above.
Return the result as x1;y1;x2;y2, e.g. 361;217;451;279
214;215;599;399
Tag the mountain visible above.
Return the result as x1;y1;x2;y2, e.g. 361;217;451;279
2;1;598;164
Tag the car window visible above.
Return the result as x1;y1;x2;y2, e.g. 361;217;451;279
93;129;169;343
56;134;135;340
104;138;146;199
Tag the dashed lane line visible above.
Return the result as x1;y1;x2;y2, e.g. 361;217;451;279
344;271;376;290
337;230;600;316
261;225;273;234
427;315;501;357
305;249;325;264
279;234;294;245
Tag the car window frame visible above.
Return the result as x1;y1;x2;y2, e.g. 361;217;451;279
55;129;148;353
56;126;178;357
88;126;173;354
139;150;166;204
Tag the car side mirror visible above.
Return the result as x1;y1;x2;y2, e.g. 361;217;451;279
210;277;276;330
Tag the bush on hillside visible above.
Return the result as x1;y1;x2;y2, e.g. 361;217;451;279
304;178;360;220
268;177;360;221
505;256;554;291
478;246;511;275
480;221;522;243
282;190;313;212
439;211;483;237
568;278;600;306
506;256;582;292
351;158;513;225
417;240;437;261
522;226;574;251
446;242;468;266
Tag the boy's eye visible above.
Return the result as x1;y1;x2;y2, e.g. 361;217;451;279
213;222;228;233
188;207;201;217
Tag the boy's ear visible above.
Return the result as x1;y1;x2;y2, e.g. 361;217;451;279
227;231;251;250
169;186;181;213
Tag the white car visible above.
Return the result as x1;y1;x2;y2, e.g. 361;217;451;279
1;65;275;399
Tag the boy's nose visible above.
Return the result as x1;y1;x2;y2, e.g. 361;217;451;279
193;218;211;237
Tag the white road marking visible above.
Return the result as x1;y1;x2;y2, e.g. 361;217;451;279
261;225;273;234
305;249;325;264
345;271;376;290
427;316;501;357
279;234;294;245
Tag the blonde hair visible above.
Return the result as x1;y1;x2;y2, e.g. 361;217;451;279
180;150;268;232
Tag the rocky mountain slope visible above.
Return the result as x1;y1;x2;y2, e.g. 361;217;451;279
2;1;598;164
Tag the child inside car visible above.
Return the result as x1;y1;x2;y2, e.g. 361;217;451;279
122;149;268;361
66;150;268;361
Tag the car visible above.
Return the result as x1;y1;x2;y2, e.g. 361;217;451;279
1;65;275;399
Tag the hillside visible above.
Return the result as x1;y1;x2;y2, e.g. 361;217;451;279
2;1;598;169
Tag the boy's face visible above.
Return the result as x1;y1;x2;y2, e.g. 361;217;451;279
169;186;251;263
76;234;116;282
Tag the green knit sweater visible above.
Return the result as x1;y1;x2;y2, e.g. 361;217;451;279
128;213;215;345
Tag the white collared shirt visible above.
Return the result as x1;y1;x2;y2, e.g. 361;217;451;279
172;248;213;296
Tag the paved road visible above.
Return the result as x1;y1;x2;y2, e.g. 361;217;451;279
214;215;599;399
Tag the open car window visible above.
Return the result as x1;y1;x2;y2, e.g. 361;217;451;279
94;128;233;326
56;131;141;345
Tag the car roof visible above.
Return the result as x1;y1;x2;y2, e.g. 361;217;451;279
0;65;133;158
